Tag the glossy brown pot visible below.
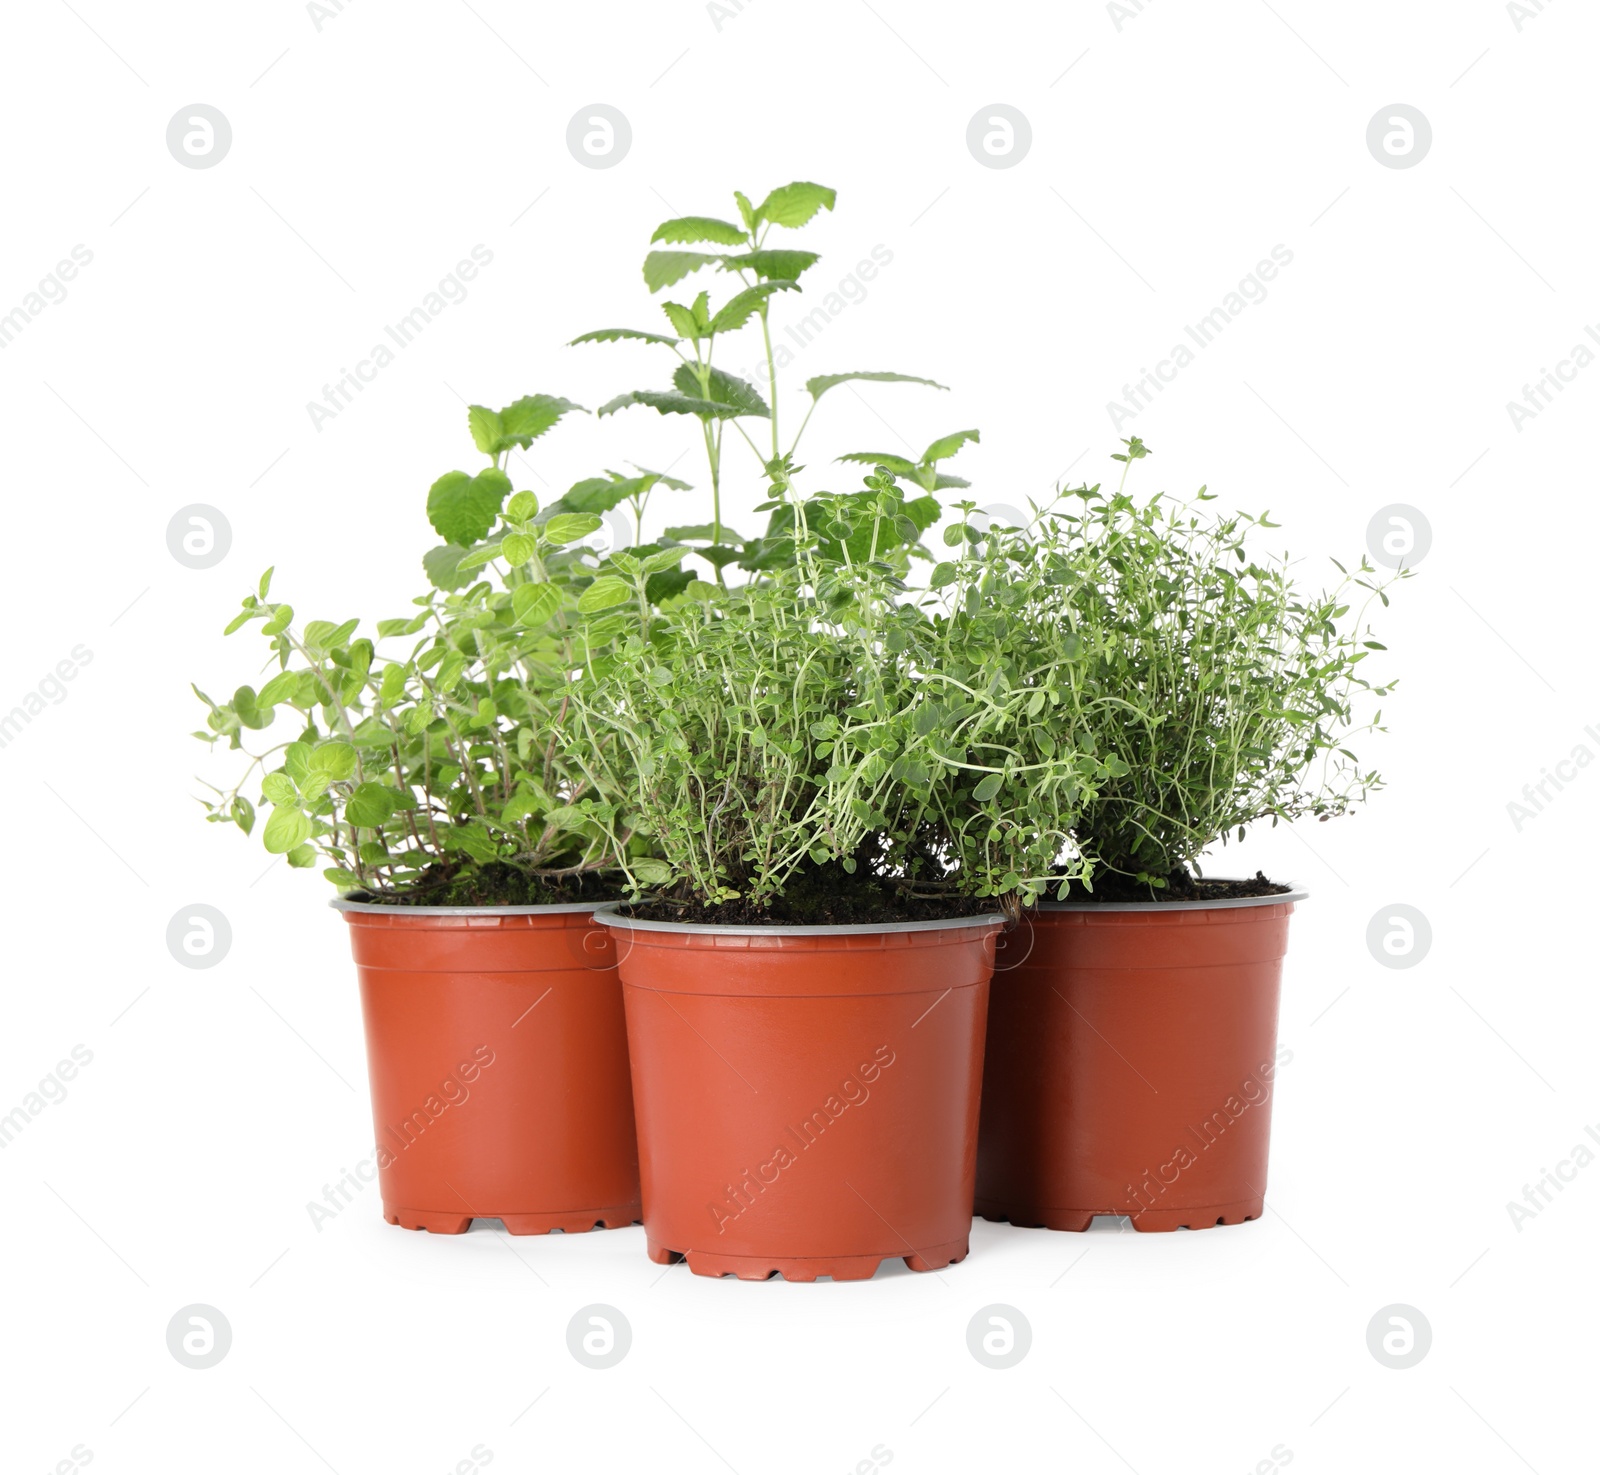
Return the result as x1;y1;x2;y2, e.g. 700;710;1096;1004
601;913;1002;1281
334;899;640;1234
975;888;1305;1232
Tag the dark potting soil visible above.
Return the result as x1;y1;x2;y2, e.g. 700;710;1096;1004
1057;868;1292;904
623;859;991;927
348;861;622;908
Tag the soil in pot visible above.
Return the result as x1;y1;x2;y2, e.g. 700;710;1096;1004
975;879;1302;1233
605;909;1001;1280
337;899;641;1235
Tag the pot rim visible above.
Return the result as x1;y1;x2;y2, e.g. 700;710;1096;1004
1038;880;1309;913
597;907;1006;938
329;894;608;917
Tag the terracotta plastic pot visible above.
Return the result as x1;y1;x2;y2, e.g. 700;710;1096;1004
333;899;640;1234
975;887;1307;1232
601;913;1003;1281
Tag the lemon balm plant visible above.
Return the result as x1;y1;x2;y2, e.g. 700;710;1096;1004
568;180;971;578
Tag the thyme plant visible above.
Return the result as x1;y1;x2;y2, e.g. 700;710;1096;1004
952;440;1403;894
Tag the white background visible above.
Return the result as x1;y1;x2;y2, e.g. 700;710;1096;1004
3;1;1597;1470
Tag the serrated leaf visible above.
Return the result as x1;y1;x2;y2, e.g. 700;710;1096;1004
499;394;583;451
651;216;748;246
262;805;311;854
643;251;722;293
599;390;762;422
922;428;980;463
422;544;477;590
512;581;562;626
659;301;701;339
756;181;837;228
707;281;799;335
467;404;502;454
733;190;757;229
836;451;919;477
671;364;770;417
570;326;681;347
545;512;603;545
577;576;632;613
722;249;819;281
427;466;512;546
806;371;947;401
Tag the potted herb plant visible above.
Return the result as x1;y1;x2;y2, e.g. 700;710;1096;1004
969;440;1403;1231
193;395;651;1235
553;182;1091;1280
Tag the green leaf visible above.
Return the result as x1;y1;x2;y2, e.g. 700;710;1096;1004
599;390;761;422
261;771;298;805
257;670;300;707
283;742;311;785
722;249;819;281
756;181;837;228
258;567;273;599
501;532;537;565
806;371;948;401
671;364;770;417
223;608;256;636
262;605;293;636
286;843;319;868
707;281;799;335
643;251;722;293
922;428;980;463
454;541;504;571
549;476;638;515
930;561;959;588
577;576;632;613
570;327;681;347
545;512;603;545
499;394;584;451
651;216;748;246
646;567;698;604
660;301;701;340
512;581;563;626
427;466;512;546
467;404;503;454
231;796;255;835
733;190;757;230
310;741;357;779
973;773;1004;802
631;858;673;886
262;805;311;854
422;544;478;591
345;782;399;829
836;451;919;477
506;490;539;522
